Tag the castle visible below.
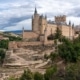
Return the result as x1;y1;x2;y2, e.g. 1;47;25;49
22;7;74;42
9;7;76;49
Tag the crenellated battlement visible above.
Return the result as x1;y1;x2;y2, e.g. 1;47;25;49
55;15;66;23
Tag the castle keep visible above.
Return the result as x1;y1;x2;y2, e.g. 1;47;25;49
22;7;74;42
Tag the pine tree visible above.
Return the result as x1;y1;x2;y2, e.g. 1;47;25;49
55;27;62;40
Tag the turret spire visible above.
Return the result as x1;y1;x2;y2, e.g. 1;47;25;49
34;6;37;14
69;21;71;26
45;15;47;19
22;26;24;31
72;23;74;27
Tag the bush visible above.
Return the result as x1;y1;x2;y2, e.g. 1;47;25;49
8;36;22;41
34;72;44;80
54;27;62;40
20;69;33;80
0;40;9;49
58;37;80;62
49;52;58;63
44;66;57;80
65;63;80;80
0;49;6;65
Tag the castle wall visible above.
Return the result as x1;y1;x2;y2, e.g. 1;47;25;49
61;25;74;38
17;41;42;47
22;31;38;40
47;24;57;36
40;23;57;36
46;24;74;39
8;41;54;49
44;41;54;45
40;22;74;41
61;25;70;37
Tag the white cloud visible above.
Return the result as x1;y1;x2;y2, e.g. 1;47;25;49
0;0;80;31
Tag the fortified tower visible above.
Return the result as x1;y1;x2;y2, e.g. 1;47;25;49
32;7;40;34
39;15;47;34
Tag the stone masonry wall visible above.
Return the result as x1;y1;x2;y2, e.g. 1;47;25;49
8;41;54;49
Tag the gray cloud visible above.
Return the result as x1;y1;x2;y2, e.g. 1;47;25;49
0;15;31;28
68;7;80;17
0;0;80;31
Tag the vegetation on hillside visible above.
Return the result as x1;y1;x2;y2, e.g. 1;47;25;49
0;32;22;50
4;35;22;41
0;49;6;65
0;32;22;41
8;29;80;80
0;40;9;49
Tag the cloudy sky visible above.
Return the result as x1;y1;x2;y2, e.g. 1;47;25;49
0;0;80;31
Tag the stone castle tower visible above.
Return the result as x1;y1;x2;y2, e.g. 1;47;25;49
32;7;40;33
32;7;47;35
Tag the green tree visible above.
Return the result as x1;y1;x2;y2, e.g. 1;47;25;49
49;52;58;64
20;69;33;80
34;72;44;80
58;37;80;62
44;66;57;80
8;36;22;41
65;63;80;80
0;40;9;49
54;27;62;40
8;76;17;80
0;49;6;65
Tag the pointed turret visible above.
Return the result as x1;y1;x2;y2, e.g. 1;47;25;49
41;14;43;18
45;15;47;19
44;27;47;42
22;27;24;40
72;23;74;28
32;7;40;33
34;6;37;14
22;27;24;31
72;23;74;40
40;14;43;19
69;21;71;26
